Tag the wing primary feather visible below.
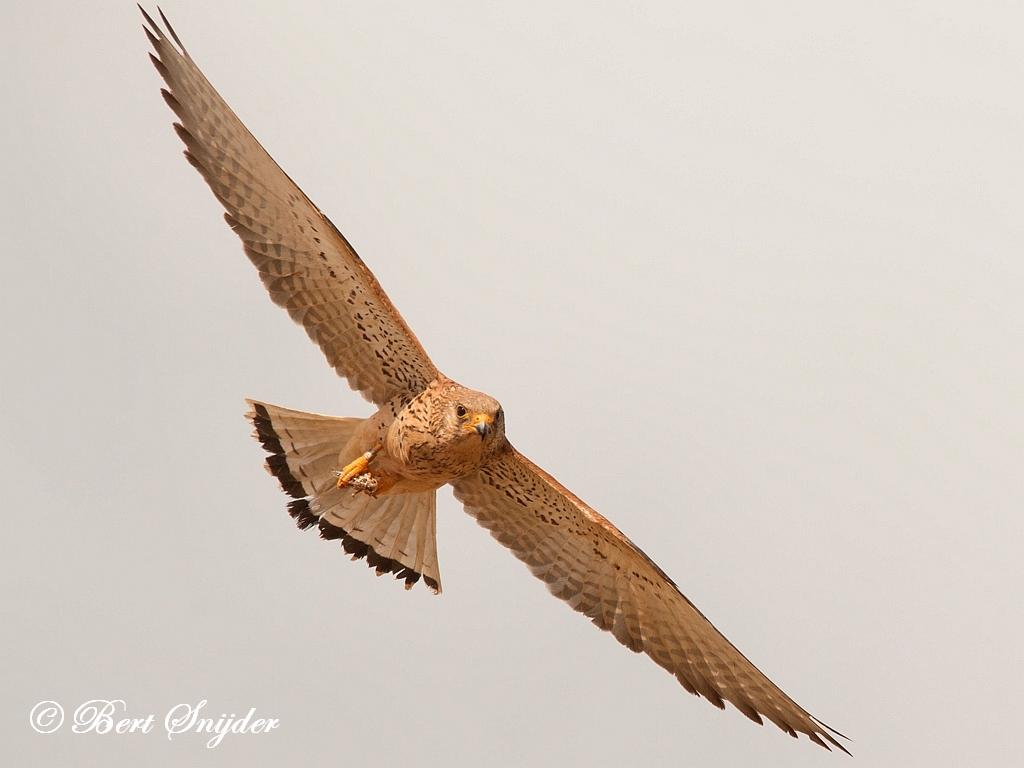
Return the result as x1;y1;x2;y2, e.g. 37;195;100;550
452;448;850;754
142;6;439;406
157;6;187;51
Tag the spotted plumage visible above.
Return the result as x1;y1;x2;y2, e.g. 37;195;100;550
143;7;847;753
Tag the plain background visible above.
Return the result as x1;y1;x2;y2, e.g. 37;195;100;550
2;1;1021;765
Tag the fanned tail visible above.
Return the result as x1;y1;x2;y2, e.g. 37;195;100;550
245;399;441;592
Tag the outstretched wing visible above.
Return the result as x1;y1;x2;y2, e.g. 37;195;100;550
451;448;849;753
142;8;438;406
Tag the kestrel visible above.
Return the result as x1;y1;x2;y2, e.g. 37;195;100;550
143;8;848;753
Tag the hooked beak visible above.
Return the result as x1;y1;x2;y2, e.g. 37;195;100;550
471;413;492;438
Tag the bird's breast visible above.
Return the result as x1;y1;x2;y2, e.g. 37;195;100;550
384;426;485;484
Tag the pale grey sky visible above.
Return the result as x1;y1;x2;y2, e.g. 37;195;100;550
2;2;1021;766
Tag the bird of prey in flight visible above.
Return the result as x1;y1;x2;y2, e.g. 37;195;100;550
141;7;848;753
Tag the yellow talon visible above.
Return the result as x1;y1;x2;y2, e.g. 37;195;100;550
336;456;368;487
336;445;381;488
340;466;397;497
336;445;397;496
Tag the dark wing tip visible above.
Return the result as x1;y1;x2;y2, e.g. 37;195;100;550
814;717;851;743
138;4;160;35
733;701;764;726
157;7;187;51
814;719;853;756
143;26;161;53
140;6;186;56
148;51;168;78
161;89;184;118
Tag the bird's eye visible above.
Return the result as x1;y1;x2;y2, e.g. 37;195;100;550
495;408;503;421
456;405;467;418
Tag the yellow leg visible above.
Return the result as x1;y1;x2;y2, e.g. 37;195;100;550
341;467;397;496
336;445;381;488
336;445;397;496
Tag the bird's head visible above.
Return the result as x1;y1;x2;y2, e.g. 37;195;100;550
448;389;504;443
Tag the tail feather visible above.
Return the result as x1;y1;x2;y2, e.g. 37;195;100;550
245;399;441;593
311;487;440;592
248;400;359;497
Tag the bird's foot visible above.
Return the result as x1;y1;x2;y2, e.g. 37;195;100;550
335;445;395;496
345;468;397;497
336;447;380;487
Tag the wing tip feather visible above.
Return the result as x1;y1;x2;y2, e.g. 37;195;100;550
138;4;160;35
162;90;187;123
142;4;438;409
143;27;161;56
157;6;187;53
140;6;186;57
456;452;851;754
